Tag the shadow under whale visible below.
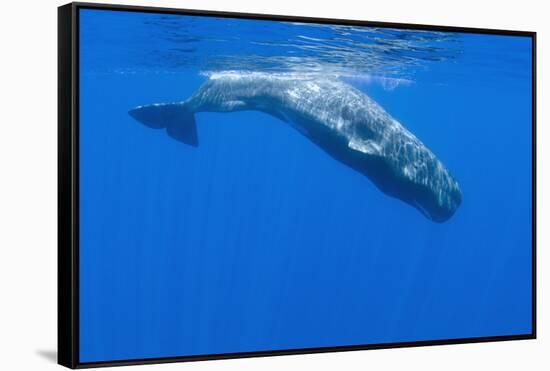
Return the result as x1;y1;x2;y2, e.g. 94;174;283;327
129;72;462;222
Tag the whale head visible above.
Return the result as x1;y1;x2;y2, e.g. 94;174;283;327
408;172;462;223
399;142;462;222
345;124;462;222
376;145;462;223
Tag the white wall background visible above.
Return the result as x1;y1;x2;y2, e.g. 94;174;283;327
0;0;546;369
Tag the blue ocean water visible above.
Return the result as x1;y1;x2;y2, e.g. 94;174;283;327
78;9;533;363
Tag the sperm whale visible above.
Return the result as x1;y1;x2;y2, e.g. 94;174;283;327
129;72;462;222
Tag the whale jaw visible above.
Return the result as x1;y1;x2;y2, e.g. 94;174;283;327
337;141;462;223
411;185;462;223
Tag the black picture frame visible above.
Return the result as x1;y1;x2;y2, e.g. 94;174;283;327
58;2;537;368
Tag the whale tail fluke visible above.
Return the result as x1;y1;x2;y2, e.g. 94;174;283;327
129;103;198;147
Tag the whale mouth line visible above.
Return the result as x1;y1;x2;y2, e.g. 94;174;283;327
413;199;434;222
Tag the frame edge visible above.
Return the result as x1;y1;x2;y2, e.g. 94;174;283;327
531;31;537;339
71;1;536;36
58;2;78;369
62;2;537;368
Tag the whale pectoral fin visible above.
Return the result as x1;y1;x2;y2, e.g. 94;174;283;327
348;139;382;156
166;113;198;147
223;100;246;110
129;103;199;147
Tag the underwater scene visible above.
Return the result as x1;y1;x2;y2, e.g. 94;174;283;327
78;8;533;362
